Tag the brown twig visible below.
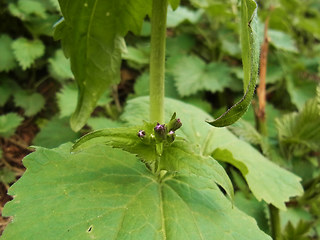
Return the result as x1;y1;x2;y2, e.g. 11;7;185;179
256;13;271;136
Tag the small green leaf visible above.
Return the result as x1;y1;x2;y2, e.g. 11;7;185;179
48;49;73;81
11;38;45;70
122;97;303;210
56;83;78;118
33;117;80;148
167;6;203;28
167;55;232;97
268;29;298;53
208;0;260;127
0;79;20;106
0;168;16;184
3;144;271;240
0;113;23;138
17;0;47;19
0;35;17;72
14;91;45;116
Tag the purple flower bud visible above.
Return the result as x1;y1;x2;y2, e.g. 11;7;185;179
137;130;146;138
167;130;175;143
154;123;167;141
168;118;182;131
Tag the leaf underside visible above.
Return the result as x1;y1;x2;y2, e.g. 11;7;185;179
55;0;151;131
208;0;260;127
2;144;270;240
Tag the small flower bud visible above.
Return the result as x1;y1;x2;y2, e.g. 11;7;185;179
154;123;167;142
168;118;182;131
167;130;175;143
137;130;146;138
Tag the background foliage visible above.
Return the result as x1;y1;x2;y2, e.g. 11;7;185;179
0;0;319;238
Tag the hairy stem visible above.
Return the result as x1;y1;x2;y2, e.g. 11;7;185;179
269;204;282;240
149;0;168;123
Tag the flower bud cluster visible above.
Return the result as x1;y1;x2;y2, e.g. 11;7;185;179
137;112;182;145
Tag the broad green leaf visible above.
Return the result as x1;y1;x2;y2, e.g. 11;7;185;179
3;144;271;240
72;124;234;201
0;113;23;138
268;29;298;53
276;98;320;157
33;117;80;148
208;0;260;127
14;91;45;116
167;6;203;28
167;55;232;97
0;35;17;72
168;0;180;10
48;49;73;81
122;97;303;210
11;38;45;70
56;0;152;131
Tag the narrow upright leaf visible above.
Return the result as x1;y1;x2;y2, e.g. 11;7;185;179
208;0;260;127
56;0;152;131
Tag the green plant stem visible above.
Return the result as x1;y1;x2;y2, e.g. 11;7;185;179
149;0;168;123
269;204;282;240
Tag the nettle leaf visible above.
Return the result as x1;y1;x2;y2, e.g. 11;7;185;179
48;49;73;81
209;0;260;127
276;98;320;157
56;0;152;131
122;97;303;210
11;38;45;70
14;91;45;116
3;144;271;240
167;55;232;97
0;35;17;72
0;113;23;138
